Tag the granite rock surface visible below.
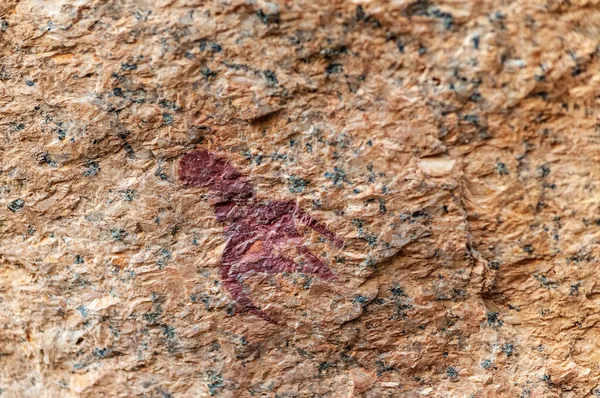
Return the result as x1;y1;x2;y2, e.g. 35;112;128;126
2;0;600;397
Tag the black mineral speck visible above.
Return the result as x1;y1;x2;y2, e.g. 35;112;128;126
379;198;387;214
93;347;110;358
326;63;344;74
83;161;100;176
288;175;309;193
124;143;135;158
396;39;405;53
37;152;58;167
162;325;176;339
7;198;24;213
163;113;173;126
159;99;178;110
470;92;482;102
121;63;137;71
122;189;135;201
201;66;216;79
495;161;509;175
464;114;479;125
375;360;395;376
110;228;127;241
355;5;367;21
405;0;430;16
570;283;580;296
263;69;278;86
487;311;503;326
390;284;405;296
446;367;458;378
571;65;583;77
207;372;224;396
256;9;280;25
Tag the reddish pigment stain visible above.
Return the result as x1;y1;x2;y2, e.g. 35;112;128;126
179;150;343;322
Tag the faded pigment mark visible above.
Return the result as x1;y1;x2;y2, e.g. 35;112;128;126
179;150;343;322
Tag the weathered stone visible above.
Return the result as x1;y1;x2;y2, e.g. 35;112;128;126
1;0;600;397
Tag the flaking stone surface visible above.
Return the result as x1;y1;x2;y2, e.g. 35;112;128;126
2;0;600;397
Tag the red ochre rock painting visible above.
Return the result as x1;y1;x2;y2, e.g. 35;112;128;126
179;150;344;322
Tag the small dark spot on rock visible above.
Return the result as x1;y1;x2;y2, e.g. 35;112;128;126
487;311;502;326
288;175;309;193
390;284;405;296
352;295;368;305
93;347;110;358
538;164;550;177
123;143;135;159
121;63;137;71
470;92;482;102
405;0;431;17
162;324;176;339
256;9;280;25
355;5;367;21
503;343;513;356
446;367;458;378
411;210;428;219
396;39;405;53
163;113;173;125
207;372;224;396
495;161;509;175
379;198;387;214
7;198;24;213
201;66;216;78
570;283;580;296
463;114;479;125
122;189;135;201
110;228;127;241
326;63;344;74
83;161;100;177
263;69;278;86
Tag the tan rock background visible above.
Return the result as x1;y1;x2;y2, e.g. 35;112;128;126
2;0;600;396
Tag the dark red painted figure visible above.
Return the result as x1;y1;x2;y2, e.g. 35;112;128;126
179;150;344;322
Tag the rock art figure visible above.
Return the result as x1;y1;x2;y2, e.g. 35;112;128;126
179;150;344;321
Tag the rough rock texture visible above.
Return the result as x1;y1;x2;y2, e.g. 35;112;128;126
2;0;600;396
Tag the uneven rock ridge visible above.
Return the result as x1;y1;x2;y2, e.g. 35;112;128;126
1;0;600;396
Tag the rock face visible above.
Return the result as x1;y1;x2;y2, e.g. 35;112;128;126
1;0;600;396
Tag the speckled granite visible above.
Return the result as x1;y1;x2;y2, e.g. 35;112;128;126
2;0;600;397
